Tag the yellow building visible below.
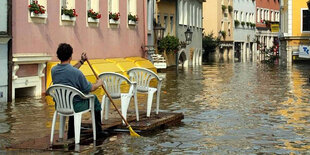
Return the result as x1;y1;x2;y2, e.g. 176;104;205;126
280;0;310;64
203;0;234;61
156;0;177;66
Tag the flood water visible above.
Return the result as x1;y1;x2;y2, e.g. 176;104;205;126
1;61;310;154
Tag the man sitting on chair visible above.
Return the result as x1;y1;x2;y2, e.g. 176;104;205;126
51;43;103;139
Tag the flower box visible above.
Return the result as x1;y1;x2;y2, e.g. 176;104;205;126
61;14;76;21
30;12;47;18
109;19;119;25
88;17;99;23
128;20;136;26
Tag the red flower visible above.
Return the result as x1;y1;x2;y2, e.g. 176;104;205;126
34;10;39;14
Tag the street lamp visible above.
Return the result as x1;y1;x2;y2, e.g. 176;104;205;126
307;0;310;10
154;22;165;42
185;27;193;45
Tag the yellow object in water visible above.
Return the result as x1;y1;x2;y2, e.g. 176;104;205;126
45;57;157;103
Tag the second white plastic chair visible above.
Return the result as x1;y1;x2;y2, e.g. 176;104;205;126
127;67;163;117
98;72;138;123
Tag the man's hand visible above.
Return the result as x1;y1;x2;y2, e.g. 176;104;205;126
81;52;88;63
91;79;103;91
95;79;103;86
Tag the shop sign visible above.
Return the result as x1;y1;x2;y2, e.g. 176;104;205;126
299;45;310;58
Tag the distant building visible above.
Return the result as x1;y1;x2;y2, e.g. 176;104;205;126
280;0;310;64
156;0;177;66
256;0;280;60
203;0;234;62
176;0;204;67
150;0;204;67
234;0;256;62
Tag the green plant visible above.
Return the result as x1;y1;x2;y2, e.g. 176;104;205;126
202;32;220;55
222;5;227;12
246;22;250;27
265;20;270;27
88;9;101;19
251;23;256;28
228;5;233;13
234;20;240;27
220;31;226;39
158;35;180;54
61;8;78;17
28;1;45;14
109;12;120;21
128;13;138;22
241;21;245;27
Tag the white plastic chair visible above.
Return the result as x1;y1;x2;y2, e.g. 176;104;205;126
127;67;163;117
98;72;138;123
46;84;96;144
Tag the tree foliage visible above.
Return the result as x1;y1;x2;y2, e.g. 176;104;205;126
202;32;220;54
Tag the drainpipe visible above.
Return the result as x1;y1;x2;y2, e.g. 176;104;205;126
143;0;147;56
175;0;179;71
7;0;12;102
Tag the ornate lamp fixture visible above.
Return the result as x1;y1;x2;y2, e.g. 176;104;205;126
185;27;193;45
154;22;165;42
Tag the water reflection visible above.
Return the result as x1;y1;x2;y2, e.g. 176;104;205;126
0;62;309;154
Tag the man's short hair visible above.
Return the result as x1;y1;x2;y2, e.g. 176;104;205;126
57;43;73;61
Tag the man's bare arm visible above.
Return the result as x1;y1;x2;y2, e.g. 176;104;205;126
73;53;87;69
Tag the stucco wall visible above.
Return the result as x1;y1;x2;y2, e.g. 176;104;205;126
12;0;146;61
0;0;7;32
0;44;8;102
233;0;256;42
203;0;219;37
157;0;176;36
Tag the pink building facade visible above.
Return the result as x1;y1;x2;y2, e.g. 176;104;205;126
256;0;280;57
13;0;146;60
10;0;147;100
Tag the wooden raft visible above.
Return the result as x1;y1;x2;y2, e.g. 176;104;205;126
8;111;184;152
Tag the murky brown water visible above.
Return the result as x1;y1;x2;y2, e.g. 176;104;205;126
1;61;310;154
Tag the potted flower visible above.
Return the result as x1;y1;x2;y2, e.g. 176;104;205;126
219;31;226;39
234;20;240;27
222;5;227;12
28;1;47;18
228;5;233;13
61;7;78;21
88;9;101;23
241;21;245;27
109;12;120;24
128;13;138;25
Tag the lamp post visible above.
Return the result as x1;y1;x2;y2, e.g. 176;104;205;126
184;27;193;45
154;22;165;43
